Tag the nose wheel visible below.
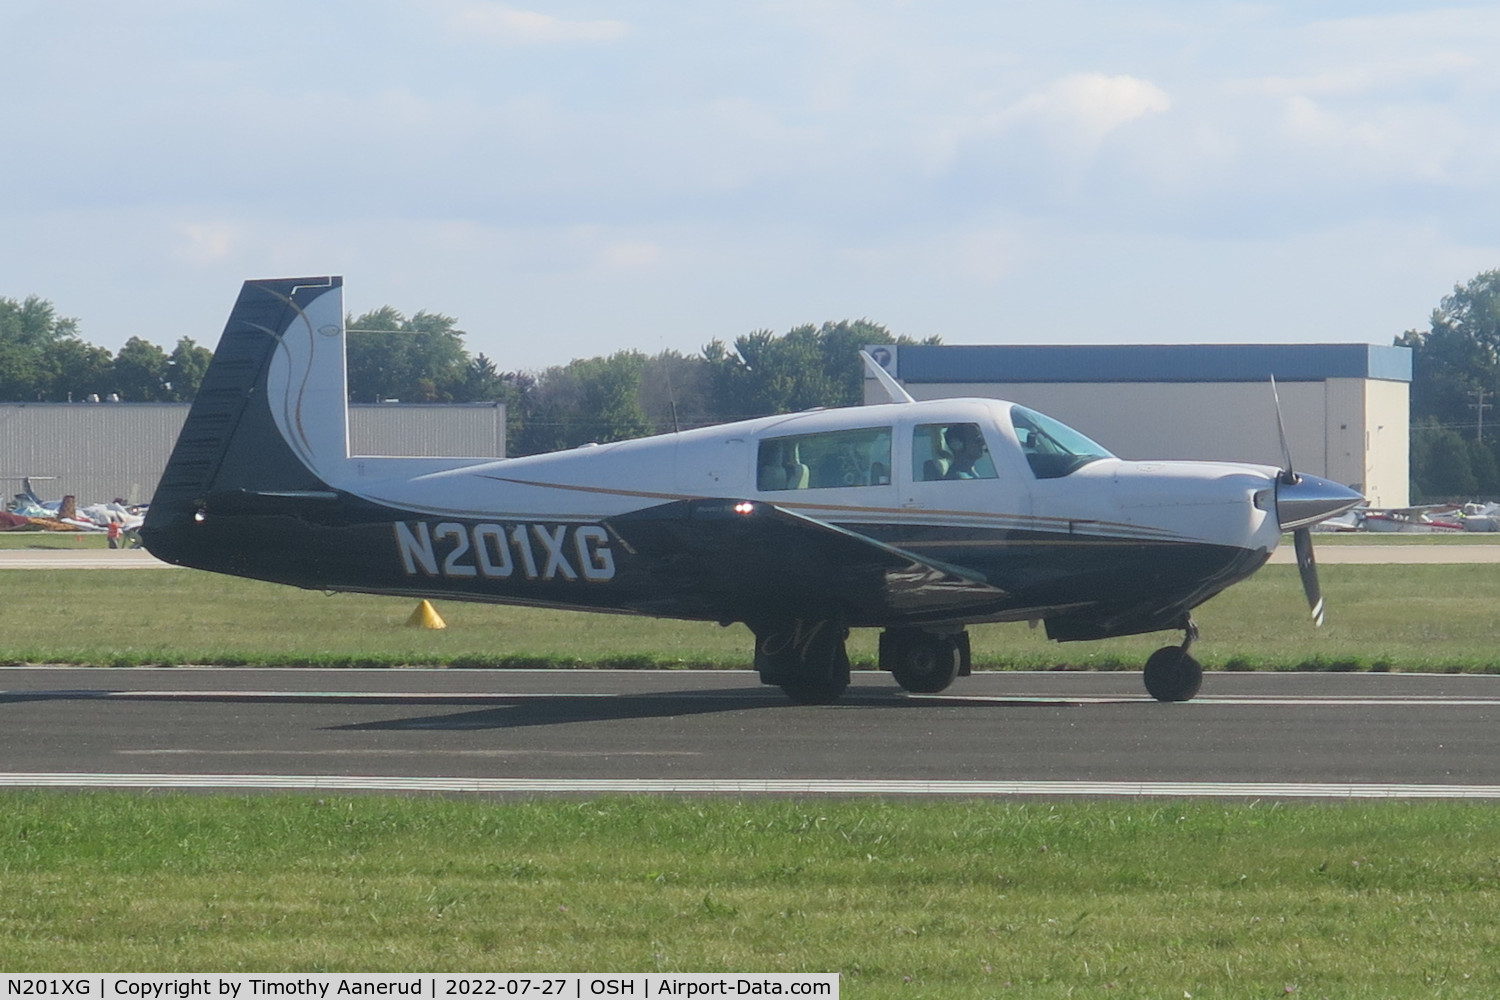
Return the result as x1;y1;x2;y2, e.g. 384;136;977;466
1143;619;1203;702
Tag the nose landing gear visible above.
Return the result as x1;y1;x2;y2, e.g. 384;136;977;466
1143;618;1203;702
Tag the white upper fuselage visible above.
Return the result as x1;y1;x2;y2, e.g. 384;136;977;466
262;282;1286;559
336;399;1286;558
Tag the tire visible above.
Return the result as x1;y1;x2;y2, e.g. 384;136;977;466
1143;646;1203;702
885;630;961;694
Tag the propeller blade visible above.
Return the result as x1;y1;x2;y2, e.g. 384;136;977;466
1293;527;1325;626
1270;375;1297;484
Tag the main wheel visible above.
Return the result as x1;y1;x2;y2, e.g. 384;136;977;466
883;629;962;694
753;618;851;704
1143;646;1203;702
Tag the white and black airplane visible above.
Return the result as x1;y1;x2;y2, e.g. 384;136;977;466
142;277;1364;704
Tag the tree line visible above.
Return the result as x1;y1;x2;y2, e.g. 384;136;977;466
342;305;937;456
1397;269;1500;500
0;296;213;403
0;293;935;457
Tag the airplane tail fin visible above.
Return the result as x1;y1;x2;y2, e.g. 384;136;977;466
142;276;349;567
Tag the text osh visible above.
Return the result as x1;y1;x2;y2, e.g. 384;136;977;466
395;521;615;582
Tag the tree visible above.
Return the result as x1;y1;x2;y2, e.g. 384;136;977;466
638;350;712;433
514;352;653;455
40;337;113;401
1397;269;1500;435
111;337;171;401
165;338;213;401
1468;437;1500;497
0;295;82;400
346;307;471;402
704;319;939;420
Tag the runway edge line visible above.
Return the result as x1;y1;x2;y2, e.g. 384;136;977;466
4;773;1500;798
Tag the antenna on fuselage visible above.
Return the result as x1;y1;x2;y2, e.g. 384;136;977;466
860;350;915;404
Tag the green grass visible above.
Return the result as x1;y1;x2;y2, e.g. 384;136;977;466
0;531;109;549
1;562;1498;672
1;794;1498;996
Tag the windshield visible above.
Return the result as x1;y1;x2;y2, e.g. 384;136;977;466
1010;405;1113;479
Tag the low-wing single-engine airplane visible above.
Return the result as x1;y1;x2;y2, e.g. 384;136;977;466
142;277;1365;704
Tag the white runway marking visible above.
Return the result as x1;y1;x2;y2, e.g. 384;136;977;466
2;773;1500;797
118;748;701;757
922;693;1500;707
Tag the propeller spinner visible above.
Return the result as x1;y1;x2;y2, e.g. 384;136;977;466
1269;377;1365;625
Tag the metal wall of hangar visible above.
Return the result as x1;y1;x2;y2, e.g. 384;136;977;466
0;401;505;507
863;343;1412;508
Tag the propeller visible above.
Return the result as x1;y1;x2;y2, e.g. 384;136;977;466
1269;376;1363;626
1293;525;1324;627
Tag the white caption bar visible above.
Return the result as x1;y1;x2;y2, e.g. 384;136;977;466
0;975;838;1000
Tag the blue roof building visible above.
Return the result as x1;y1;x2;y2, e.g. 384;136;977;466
866;343;1410;507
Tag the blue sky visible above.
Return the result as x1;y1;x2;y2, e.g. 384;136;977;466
4;1;1500;371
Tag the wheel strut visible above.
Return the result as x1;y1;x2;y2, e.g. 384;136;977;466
1181;616;1199;651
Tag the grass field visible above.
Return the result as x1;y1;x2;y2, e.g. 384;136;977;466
1;560;1498;672
3;793;1500;998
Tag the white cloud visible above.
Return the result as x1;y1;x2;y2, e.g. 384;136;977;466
173;223;242;266
1002;73;1173;152
433;1;628;45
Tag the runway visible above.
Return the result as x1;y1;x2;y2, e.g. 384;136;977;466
3;667;1499;798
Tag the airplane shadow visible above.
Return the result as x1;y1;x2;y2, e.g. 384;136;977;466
331;686;1088;732
0;684;1099;732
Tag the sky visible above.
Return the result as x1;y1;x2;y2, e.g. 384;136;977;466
5;1;1500;372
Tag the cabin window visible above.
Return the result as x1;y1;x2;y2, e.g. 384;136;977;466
913;423;999;481
757;427;892;490
1010;405;1113;479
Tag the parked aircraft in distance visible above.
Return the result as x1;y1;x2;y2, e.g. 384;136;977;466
142;277;1364;704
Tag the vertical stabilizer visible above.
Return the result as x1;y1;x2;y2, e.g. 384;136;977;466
142;277;347;564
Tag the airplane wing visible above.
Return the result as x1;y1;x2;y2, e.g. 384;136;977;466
602;497;1009;626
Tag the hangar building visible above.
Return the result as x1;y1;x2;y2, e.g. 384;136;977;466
0;402;505;507
865;343;1411;508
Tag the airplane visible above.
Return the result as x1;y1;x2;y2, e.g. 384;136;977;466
141;276;1365;704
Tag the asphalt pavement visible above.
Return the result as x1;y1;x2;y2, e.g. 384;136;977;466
3;667;1498;797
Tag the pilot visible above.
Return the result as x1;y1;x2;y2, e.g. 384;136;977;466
944;424;987;480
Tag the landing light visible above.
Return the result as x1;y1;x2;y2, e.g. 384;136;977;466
734;502;755;515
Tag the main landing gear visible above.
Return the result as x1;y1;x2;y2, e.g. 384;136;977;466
752;620;974;703
881;627;970;694
752;619;851;705
1143;618;1203;702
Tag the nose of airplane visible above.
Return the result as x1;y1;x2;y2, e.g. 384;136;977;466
1275;473;1365;531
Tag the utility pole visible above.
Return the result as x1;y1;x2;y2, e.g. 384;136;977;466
1469;388;1494;442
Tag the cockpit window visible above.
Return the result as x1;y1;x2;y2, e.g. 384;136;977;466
1010;405;1113;479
